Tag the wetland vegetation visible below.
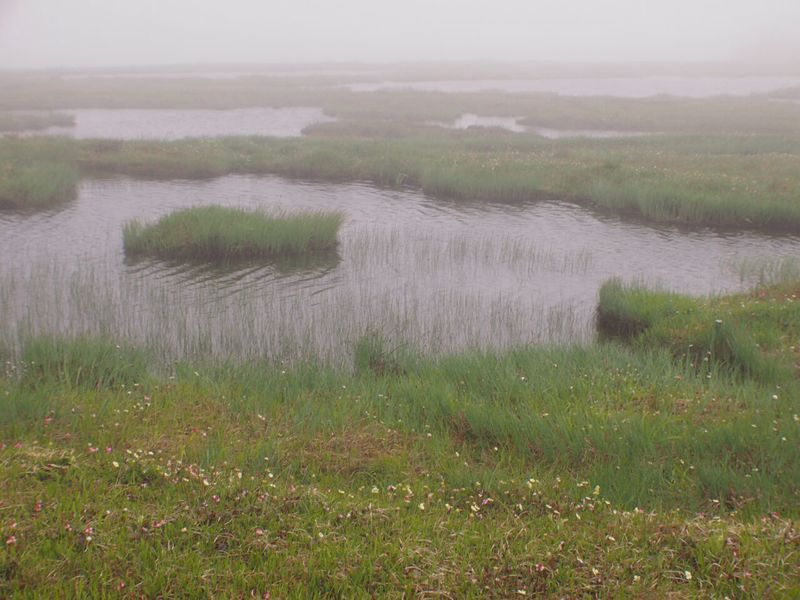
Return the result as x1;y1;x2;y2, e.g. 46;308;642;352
2;130;800;230
123;206;343;260
0;138;78;209
1;66;799;597
2;278;799;596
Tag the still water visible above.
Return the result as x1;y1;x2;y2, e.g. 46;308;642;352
2;175;798;364
28;107;335;139
434;113;650;138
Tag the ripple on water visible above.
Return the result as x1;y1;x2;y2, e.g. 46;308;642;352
1;174;799;363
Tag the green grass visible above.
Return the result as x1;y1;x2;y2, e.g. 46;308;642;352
122;206;344;261
0;137;79;210
1;279;799;595
0;111;74;133
1;320;798;595
19;336;148;390
2;132;800;230
597;279;800;382
83;133;800;231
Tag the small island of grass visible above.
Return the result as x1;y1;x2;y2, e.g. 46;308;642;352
122;205;344;260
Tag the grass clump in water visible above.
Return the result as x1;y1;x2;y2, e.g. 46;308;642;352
123;205;344;261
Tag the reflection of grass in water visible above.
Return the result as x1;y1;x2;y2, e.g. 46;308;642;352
123;206;344;260
124;246;342;277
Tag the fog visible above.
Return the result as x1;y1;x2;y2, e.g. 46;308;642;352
1;0;799;71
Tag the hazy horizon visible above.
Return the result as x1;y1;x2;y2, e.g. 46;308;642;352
1;0;799;71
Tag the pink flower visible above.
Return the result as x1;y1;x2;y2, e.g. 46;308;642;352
5;535;16;546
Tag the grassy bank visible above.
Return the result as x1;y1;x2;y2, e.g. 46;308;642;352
0;138;79;210
0;111;74;133
123;206;343;261
81;134;800;231
2;131;799;229
0;324;797;595
597;279;800;382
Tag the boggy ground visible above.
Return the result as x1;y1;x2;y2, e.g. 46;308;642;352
1;281;798;597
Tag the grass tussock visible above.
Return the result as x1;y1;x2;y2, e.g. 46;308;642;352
353;331;416;376
122;206;344;261
597;278;800;381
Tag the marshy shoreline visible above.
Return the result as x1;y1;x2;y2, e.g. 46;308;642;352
1;278;798;596
2;130;800;232
1;72;799;597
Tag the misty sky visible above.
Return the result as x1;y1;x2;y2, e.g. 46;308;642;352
1;0;799;69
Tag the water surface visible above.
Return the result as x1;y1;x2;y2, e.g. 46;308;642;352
433;113;651;138
2;175;798;364
29;107;335;139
